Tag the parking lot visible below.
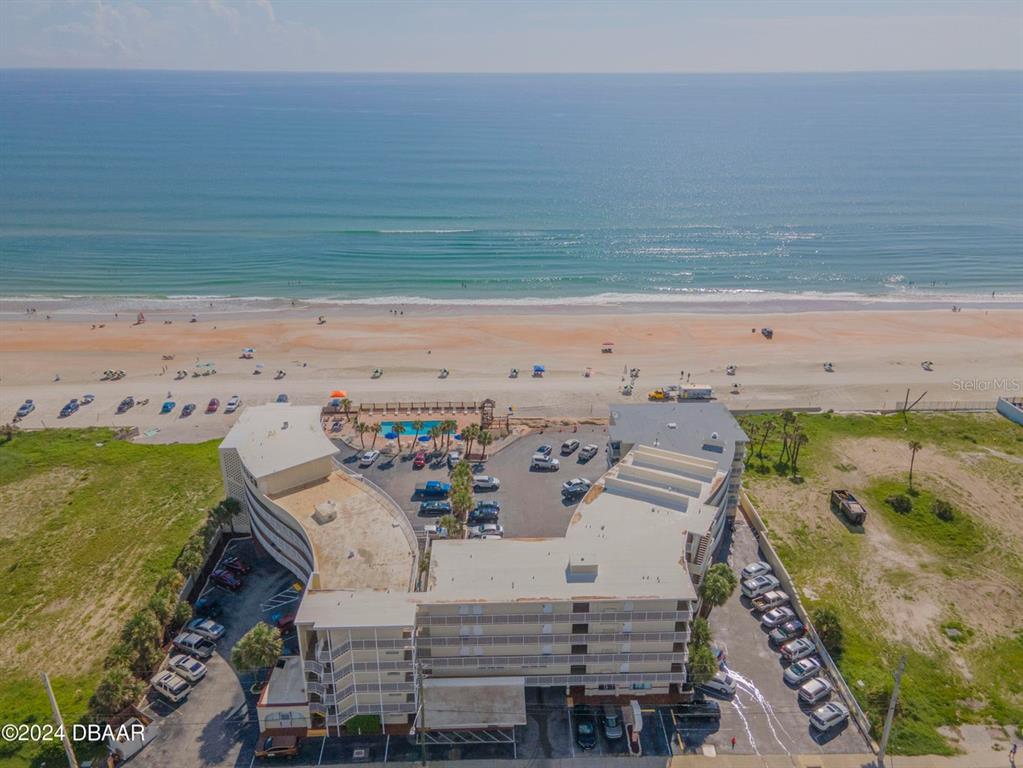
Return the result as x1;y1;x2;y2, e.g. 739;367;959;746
140;538;300;767
334;424;612;539
705;515;871;756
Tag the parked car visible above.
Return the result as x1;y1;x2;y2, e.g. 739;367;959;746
699;671;737;698
447;451;461;468
531;454;560;471
809;701;850;732
15;399;35;418
117;396;135;414
151;671;191;703
741;561;772;580
674;698;721;721
761;606;796;628
172;632;215;660
221;556;252;574
770;620;806;645
330;420;342;433
186;617;225;641
419;500;452;516
561;478;592;498
359;449;380;467
169;653;207;683
602;703;623;739
415;480;451;498
423;524;448;539
798;676;834;705
472;474;500;490
210;568;242;591
560;439;580;455
59;399;80;418
474;500;501;515
255;734;300;759
81;393;95;405
578;444;599;462
412;451;427;469
751;590;789;613
468;523;504;538
467;506;500;525
276;613;296;632
181;403;196;417
573;705;597;750
536;444;553;456
784;657;823;685
781;637;817;662
276;393;288;403
741;574;781;598
224;395;241;413
206;398;219;413
194;595;222;618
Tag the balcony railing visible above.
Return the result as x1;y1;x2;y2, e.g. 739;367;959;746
422;651;686;669
417;631;689;648
419;610;691;626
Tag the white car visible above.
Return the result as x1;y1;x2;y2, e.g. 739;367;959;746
468;523;504;538
741;574;781;598
472;475;500;490
359;450;380;467
761;606;796;628
560;439;580;455
741;561;772;580
578;444;599;461
784;656;823;685
423;524;448;539
698;671;736;698
151;671;191;703
172;631;215;659
224;395;241;413
169;653;208;683
186;617;225;641
781;637;817;662
810;701;849;731
531;454;560;471
798;676;833;705
561;478;593;497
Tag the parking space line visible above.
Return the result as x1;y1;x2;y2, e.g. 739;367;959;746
317;735;326;765
657;709;671;756
384;734;390;763
567;708;575;758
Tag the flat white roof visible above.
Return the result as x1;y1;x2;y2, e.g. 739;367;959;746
221;404;338;480
297;589;418;629
422;677;526;729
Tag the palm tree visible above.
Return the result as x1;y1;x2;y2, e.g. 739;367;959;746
790;429;808;476
91;666;145;717
356;422;369;448
369;422;382;449
908;440;923;490
442;419;458;452
451;486;475;523
477;430;494;459
409;420;425;455
339;398;352;419
757;417;775;458
176;534;206;578
428;425;442;454
391;422;406;452
231;622;283;688
122;609;163;676
439;513;464;539
462;424;480;457
779;410;796;463
697;563;738;618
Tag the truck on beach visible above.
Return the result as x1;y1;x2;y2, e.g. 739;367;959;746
830;489;868;525
414;480;451;498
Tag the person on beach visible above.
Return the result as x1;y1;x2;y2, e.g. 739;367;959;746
731;736;736;750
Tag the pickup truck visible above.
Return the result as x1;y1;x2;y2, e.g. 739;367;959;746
415;480;451;498
751;589;789;613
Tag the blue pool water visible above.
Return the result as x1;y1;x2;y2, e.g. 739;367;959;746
380;420;452;435
1;69;1020;304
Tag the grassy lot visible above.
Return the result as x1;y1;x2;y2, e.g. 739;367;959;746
741;411;1023;755
0;428;222;768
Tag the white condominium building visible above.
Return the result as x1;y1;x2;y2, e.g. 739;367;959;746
218;402;746;737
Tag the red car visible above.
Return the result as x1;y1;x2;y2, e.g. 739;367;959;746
412;451;427;469
221;556;251;575
210;568;242;591
206;398;220;413
276;612;296;632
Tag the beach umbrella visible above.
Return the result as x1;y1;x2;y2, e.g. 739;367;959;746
385;432;398;440
602;341;615;346
330;390;347;398
533;364;545;373
453;434;463;441
418;435;431;443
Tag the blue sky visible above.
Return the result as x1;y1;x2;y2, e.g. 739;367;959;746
1;0;1020;73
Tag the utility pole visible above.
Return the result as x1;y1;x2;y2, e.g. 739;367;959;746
876;655;906;768
40;672;78;768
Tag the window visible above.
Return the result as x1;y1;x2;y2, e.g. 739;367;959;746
472;605;483;615
598;683;616;691
541;624;553;634
631;682;651;690
542;644;553;655
621;642;631;653
458;605;469;616
459;626;471;636
542;604;553;614
573;602;589;613
623;601;634;612
570;664;587;675
622;622;632;634
571;644;588;655
571;623;589;634
619;663;630;673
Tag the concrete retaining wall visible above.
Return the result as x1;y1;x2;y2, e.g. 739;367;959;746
739;492;877;752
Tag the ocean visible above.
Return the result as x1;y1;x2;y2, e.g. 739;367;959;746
1;69;1021;309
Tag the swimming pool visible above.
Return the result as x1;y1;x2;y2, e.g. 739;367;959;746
380;420;454;434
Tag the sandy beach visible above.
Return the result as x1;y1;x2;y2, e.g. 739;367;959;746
2;304;1020;443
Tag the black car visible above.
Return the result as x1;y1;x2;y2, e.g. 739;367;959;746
573;705;598;750
419;500;452;516
467;507;499;525
474;500;501;515
769;619;805;645
674;697;721;721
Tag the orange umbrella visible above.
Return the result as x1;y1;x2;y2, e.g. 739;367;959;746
330;390;347;398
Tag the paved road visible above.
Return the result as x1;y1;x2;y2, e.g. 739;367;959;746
335;424;611;539
705;515;871;757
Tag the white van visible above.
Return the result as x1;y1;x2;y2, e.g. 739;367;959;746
531;454;560;471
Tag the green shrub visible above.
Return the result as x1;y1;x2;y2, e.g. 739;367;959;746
886;494;912;514
811;605;845;658
932;499;955;522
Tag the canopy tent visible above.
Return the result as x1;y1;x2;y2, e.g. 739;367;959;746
532;364;545;373
330;390;347;398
